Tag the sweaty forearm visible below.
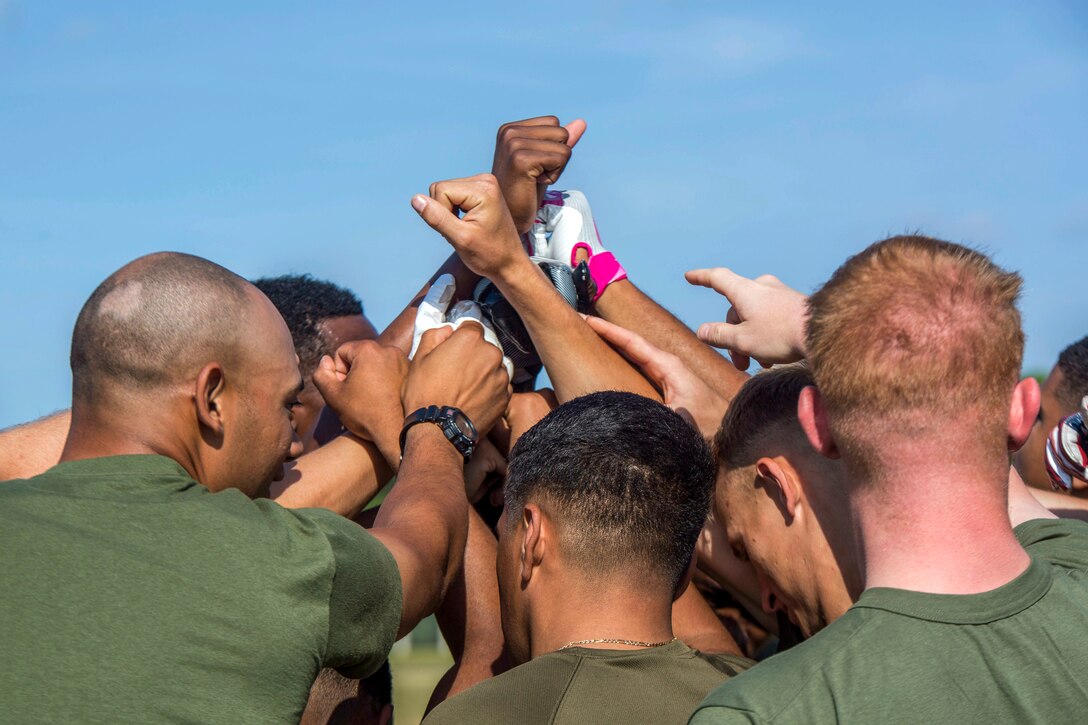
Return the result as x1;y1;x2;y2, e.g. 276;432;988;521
273;433;392;517
495;260;658;402
372;425;470;638
596;281;748;402
379;254;481;355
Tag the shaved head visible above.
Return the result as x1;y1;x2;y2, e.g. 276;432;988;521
71;252;252;403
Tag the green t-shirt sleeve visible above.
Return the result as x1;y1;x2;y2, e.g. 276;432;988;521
689;706;762;724
307;509;403;678
1015;518;1088;571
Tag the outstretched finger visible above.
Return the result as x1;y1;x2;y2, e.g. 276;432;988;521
685;267;749;301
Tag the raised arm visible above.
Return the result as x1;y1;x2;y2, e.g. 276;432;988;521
363;322;511;638
412;174;657;403
595;280;749;403
426;506;507;714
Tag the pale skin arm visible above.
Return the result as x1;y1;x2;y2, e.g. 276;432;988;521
425;507;508;714
0;410;70;480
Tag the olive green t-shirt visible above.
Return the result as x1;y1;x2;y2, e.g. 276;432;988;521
0;455;402;724
425;640;753;724
691;518;1088;724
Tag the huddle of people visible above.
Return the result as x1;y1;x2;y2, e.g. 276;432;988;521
1;114;1087;725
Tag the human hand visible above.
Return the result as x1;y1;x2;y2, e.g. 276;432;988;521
586;316;729;439
685;268;808;371
491;116;587;234
403;324;512;436
412;174;530;283
410;273;514;379
312;340;408;464
501;388;558;453
463;437;507;504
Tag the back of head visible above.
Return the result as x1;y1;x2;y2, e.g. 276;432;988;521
252;275;363;378
806;235;1023;474
716;363;816;474
1055;336;1088;410
504;391;715;591
71;252;251;406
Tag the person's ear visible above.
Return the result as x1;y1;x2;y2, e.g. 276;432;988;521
194;363;227;436
798;385;839;459
755;457;801;523
520;504;547;586
1008;377;1041;452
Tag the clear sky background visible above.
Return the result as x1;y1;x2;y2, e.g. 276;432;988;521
1;0;1085;428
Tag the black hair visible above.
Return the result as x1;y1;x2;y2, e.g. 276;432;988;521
504;391;715;590
252;274;363;377
1056;336;1088;409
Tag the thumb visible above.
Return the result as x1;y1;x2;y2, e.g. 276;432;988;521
685;267;748;302
564;118;587;148
412;194;463;241
312;355;342;400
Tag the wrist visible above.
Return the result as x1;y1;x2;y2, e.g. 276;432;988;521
402;423;463;462
400;405;479;462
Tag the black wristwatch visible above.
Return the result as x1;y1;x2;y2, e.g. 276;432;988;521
399;405;478;462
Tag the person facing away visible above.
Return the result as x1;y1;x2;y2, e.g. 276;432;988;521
425;391;753;725
691;236;1088;724
0;251;509;723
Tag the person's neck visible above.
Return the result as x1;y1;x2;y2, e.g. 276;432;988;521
61;402;198;481
528;574;675;659
847;456;1029;595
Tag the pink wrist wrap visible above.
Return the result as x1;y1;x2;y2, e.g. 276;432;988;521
571;243;627;302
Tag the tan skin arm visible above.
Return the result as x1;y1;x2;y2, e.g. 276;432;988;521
595;280;750;404
272;433;392;518
425;507;508;713
0;410;71;480
413;175;657;404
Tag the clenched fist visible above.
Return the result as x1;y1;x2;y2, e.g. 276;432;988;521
491;115;586;234
412;173;529;283
403;323;512;436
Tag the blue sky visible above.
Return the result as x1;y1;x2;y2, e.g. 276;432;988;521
1;0;1085;428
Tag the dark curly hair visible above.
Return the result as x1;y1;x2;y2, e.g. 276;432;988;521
252;274;363;378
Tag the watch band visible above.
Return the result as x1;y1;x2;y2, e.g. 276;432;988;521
399;405;478;462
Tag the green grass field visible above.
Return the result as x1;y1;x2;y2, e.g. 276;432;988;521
389;646;454;724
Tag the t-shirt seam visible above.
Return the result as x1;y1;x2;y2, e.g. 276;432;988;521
549;656;585;725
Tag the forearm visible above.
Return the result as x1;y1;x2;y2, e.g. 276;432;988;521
427;507;507;712
378;253;480;355
273;433;392;517
373;425;469;638
596;281;749;402
495;260;658;402
0;409;71;481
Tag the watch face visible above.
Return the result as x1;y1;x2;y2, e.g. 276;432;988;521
454;416;474;437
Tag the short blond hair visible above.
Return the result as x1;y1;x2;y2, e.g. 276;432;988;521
806;236;1023;455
